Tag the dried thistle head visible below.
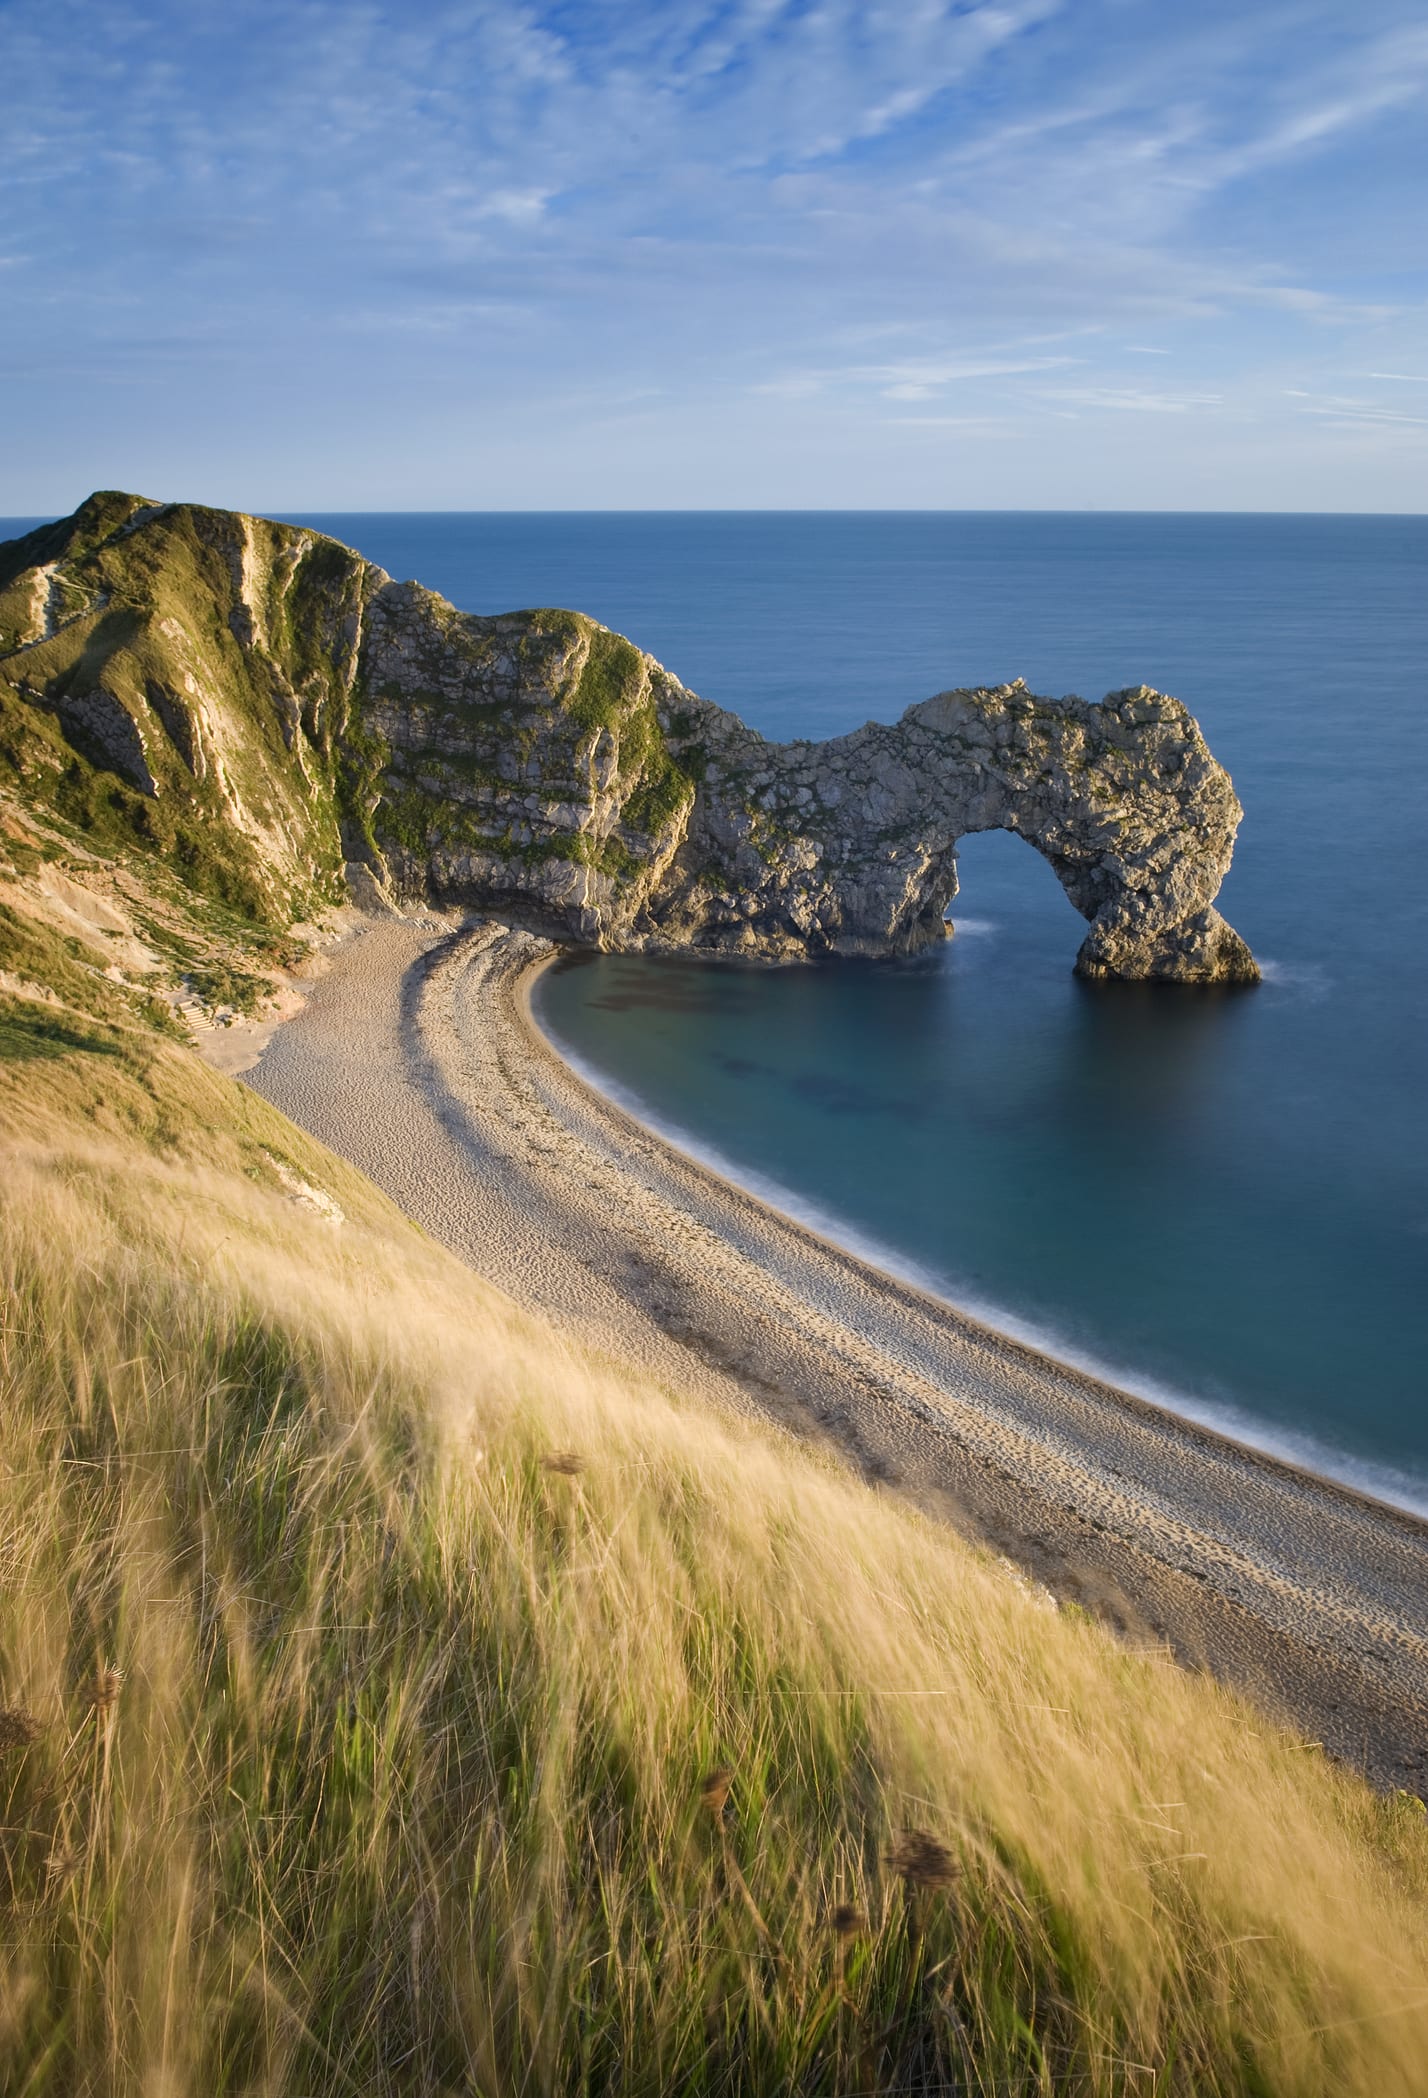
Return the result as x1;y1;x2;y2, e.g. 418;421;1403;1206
887;1830;959;1895
699;1766;733;1818
45;1844;83;1889
541;1452;586;1478
0;1707;43;1754
90;1663;124;1714
829;1902;866;1940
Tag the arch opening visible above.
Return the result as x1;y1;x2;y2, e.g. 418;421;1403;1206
941;829;1087;960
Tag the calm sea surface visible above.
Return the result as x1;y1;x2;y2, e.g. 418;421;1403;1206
9;509;1425;1505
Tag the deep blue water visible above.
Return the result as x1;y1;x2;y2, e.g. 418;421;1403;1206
7;509;1426;1505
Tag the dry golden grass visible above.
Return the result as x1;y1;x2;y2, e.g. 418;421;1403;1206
1;1034;1427;2094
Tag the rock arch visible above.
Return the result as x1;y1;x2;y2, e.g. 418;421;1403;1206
645;680;1258;983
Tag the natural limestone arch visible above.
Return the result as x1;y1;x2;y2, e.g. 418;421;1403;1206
643;680;1259;983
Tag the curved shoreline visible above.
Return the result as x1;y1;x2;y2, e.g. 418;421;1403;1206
521;957;1428;1530
244;911;1428;1791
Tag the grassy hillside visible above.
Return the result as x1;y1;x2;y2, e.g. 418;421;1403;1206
2;914;1428;2095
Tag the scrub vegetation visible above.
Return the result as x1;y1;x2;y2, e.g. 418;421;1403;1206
563;621;696;841
1;957;1428;2097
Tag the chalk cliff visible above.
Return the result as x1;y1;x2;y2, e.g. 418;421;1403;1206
0;493;1256;982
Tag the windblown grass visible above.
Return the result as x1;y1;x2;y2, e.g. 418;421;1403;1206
1;1047;1427;2093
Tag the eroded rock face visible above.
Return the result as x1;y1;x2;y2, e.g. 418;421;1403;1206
647;682;1258;981
0;494;1257;982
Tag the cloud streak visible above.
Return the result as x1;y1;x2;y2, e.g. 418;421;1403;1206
0;0;1424;508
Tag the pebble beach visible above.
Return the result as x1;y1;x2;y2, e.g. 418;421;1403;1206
239;910;1428;1791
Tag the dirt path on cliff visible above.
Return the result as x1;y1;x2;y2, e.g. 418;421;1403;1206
243;913;1428;1792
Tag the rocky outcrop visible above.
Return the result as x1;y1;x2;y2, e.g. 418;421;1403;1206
647;681;1255;981
0;493;1257;982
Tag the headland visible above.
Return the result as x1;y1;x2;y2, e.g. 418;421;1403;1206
0;491;1256;980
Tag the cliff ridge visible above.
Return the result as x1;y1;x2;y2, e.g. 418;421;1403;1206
0;494;1257;982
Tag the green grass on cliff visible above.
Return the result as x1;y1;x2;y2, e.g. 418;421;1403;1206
0;681;284;926
2;499;702;943
565;622;695;841
0;498;352;926
2;986;1428;2096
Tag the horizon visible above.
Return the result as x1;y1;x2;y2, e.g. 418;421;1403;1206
5;501;1427;528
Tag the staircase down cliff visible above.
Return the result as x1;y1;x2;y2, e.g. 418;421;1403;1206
0;493;1257;982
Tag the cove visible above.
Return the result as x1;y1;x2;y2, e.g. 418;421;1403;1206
276;508;1428;1508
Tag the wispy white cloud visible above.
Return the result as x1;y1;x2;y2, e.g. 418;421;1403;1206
881;415;1010;432
753;346;1081;402
855;356;1077;402
467;190;553;225
1;0;1425;505
1288;388;1428;430
1039;386;1226;415
1184;22;1428;190
332;298;537;335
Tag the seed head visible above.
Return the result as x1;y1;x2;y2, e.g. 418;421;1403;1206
91;1663;124;1714
45;1845;83;1889
0;1707;43;1754
699;1765;733;1818
887;1830;959;1894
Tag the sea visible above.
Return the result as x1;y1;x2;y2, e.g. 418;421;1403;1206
7;508;1426;1510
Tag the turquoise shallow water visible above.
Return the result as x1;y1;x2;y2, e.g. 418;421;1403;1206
9;509;1425;1505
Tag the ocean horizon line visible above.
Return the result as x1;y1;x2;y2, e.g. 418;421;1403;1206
6;504;1428;527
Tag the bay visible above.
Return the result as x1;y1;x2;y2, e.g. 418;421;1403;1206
299;512;1425;1506
10;507;1424;1506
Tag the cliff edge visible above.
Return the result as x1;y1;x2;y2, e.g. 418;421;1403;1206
0;493;1257;982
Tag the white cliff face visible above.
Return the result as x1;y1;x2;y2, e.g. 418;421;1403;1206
0;495;1258;984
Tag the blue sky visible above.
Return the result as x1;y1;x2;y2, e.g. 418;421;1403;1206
3;0;1425;510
